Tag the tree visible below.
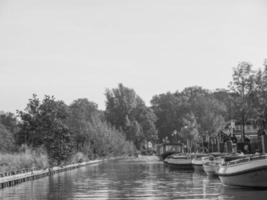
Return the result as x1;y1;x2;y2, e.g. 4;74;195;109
251;59;267;130
17;94;73;165
194;95;226;137
0;123;15;152
68;98;98;152
151;92;187;143
181;87;226;151
213;89;239;121
0;112;18;134
0;112;17;152
135;104;158;143
229;62;256;142
151;87;226;148
105;83;138;130
180;113;199;152
105;83;157;149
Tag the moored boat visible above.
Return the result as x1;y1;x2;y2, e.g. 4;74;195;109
192;154;208;172
164;153;193;170
202;153;245;177
202;156;222;177
192;157;204;172
218;154;267;188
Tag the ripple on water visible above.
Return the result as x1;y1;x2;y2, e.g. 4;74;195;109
1;159;267;200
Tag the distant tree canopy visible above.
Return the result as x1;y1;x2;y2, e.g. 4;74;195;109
151;87;226;145
149;60;267;146
213;89;239;121
105;83;157;149
67;97;135;158
3;59;267;164
15;94;136;165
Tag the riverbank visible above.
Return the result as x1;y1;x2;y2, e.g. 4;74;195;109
0;156;124;190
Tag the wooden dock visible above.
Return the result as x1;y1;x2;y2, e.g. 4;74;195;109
0;158;115;189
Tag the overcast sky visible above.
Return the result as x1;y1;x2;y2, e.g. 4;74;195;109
1;0;267;112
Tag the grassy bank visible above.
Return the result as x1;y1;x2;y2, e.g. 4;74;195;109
0;149;48;173
0;149;133;174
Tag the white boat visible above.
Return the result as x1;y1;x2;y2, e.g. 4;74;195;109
192;157;203;171
218;154;267;188
202;156;222;177
164;153;193;169
202;153;245;177
192;154;208;172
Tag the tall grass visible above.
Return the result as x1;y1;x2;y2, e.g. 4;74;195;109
86;117;137;158
0;146;48;173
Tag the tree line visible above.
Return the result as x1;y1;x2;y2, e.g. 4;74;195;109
1;60;267;166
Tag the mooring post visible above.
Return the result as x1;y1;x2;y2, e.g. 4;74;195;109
261;135;267;154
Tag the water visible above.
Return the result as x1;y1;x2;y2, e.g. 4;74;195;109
1;158;267;200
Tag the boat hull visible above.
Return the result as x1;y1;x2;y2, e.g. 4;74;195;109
192;158;204;172
203;163;219;177
218;156;267;188
219;167;267;188
193;164;203;172
164;157;193;170
164;161;193;170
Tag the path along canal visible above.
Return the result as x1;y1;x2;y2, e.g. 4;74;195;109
1;158;267;200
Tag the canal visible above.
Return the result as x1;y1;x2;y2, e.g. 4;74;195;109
1;158;267;200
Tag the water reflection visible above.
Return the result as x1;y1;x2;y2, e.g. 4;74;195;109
1;159;267;200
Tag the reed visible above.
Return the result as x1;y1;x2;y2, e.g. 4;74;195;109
0;147;49;173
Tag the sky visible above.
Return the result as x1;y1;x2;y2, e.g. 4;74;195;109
1;0;267;112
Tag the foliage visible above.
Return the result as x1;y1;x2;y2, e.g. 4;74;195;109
0;112;18;134
3;59;267;168
105;83;157;149
0;123;15;152
67;97;136;157
180;113;199;142
151;92;187;142
68;98;98;152
213;89;239;121
0;146;48;173
229;62;257;141
191;93;226;137
151;87;226;146
13;93;137;166
17;94;73;165
87;116;136;157
0;112;17;152
253;62;267;129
